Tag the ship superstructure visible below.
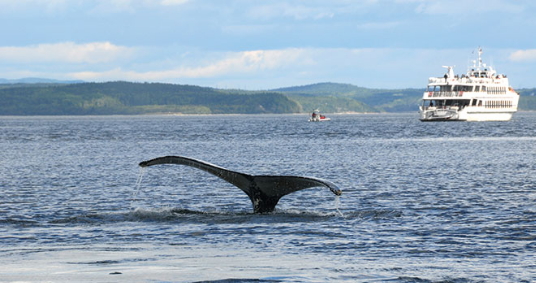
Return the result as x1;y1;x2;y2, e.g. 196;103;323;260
419;48;519;121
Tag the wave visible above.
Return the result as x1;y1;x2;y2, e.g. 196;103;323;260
47;207;402;226
192;278;286;283
0;218;39;225
345;209;403;219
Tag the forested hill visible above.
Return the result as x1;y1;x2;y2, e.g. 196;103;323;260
0;81;301;115
1;81;535;115
274;82;424;113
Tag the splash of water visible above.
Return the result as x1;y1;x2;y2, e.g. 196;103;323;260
334;195;344;217
130;167;146;209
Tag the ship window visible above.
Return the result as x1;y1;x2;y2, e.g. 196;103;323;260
475;86;480;92
440;85;452;92
452;85;473;92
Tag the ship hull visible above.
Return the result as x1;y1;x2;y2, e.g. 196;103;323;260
420;107;516;122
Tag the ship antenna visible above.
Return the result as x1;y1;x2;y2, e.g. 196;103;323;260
478;47;483;71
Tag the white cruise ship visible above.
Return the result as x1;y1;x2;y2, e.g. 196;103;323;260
419;48;519;121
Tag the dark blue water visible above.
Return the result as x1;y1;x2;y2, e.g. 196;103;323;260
0;113;535;282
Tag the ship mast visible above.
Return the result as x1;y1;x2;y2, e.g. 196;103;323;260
469;47;486;75
477;47;483;70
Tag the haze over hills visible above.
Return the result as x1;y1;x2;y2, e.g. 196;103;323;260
0;77;84;84
0;79;535;115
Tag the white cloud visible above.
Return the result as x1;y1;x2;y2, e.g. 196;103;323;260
160;0;190;6
0;42;134;64
0;0;69;14
414;0;524;15
1;47;527;89
247;3;335;20
88;0;190;14
63;47;467;88
509;49;536;62
69;48;312;81
88;0;138;14
0;0;190;15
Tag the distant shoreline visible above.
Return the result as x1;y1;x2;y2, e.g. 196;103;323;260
2;81;535;114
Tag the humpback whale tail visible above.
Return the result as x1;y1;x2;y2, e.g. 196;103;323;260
139;156;342;213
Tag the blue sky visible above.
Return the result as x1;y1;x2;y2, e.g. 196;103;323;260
1;0;535;89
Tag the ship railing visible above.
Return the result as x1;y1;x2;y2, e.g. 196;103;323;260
425;91;464;98
429;77;507;85
421;105;460;111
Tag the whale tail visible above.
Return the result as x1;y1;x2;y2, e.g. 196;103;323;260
139;156;342;213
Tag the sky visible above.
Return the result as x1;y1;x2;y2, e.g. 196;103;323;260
1;0;535;90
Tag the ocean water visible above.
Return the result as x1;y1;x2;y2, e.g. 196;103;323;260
0;113;535;282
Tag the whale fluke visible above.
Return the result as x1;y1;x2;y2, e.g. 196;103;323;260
139;155;342;213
